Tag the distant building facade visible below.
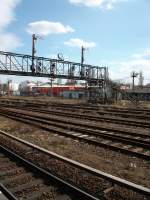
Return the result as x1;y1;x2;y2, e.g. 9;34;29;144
122;86;150;101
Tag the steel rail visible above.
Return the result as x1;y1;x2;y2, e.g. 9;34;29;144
49;105;150;120
1;97;150;113
0;109;150;160
5;103;150;129
0;184;18;200
21;101;150;114
1;98;150;114
0;145;100;200
1;107;150;144
6;110;150;146
0;130;150;197
2;99;150;120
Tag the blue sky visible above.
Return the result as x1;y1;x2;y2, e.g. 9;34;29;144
0;0;150;84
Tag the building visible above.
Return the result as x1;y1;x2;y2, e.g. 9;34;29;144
122;86;150;101
19;81;37;96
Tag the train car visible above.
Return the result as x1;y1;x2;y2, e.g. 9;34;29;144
32;85;85;97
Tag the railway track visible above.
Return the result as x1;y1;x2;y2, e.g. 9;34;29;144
0;107;150;160
24;107;150;129
0;130;150;200
1;103;150;138
2;103;150;129
46;104;150;120
1;106;150;142
1;99;150;121
0;147;95;200
1;98;150;114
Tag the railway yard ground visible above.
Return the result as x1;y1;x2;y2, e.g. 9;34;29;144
0;97;150;200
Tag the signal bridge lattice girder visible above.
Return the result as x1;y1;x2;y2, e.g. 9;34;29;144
0;51;107;83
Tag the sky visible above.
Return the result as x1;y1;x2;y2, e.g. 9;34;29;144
0;0;150;84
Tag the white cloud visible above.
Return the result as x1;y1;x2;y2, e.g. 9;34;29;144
101;49;150;84
132;49;150;60
0;0;21;31
27;21;75;36
69;0;128;10
64;38;96;48
69;0;104;7
0;33;22;51
0;0;21;51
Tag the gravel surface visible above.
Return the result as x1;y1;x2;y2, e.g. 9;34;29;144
0;116;149;189
1;132;148;200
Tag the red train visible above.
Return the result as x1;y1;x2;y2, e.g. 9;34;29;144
32;85;84;96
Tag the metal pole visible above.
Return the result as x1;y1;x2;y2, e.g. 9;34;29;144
132;72;138;91
51;78;53;97
81;46;85;78
32;34;37;70
132;74;135;91
81;46;85;65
